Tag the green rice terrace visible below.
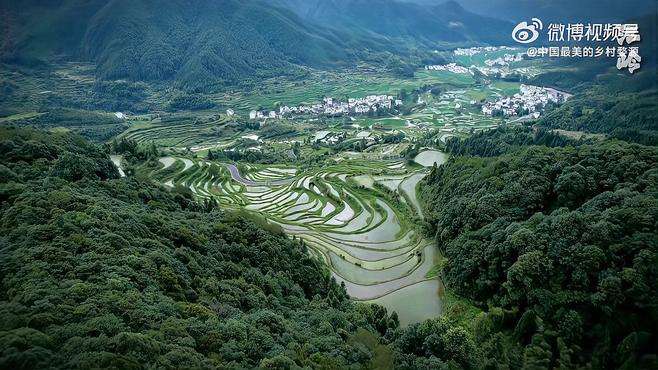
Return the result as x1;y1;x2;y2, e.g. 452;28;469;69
112;149;447;326
101;48;570;325
2;1;657;367
95;49;568;324
113;47;556;151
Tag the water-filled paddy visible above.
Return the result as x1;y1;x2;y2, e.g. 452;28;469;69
147;156;443;324
414;150;448;167
369;279;442;327
400;173;426;218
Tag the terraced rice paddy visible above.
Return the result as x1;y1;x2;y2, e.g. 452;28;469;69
120;116;234;147
414;150;448;167
140;152;446;324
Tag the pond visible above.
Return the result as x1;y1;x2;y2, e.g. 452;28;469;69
413;150;448;167
368;279;442;326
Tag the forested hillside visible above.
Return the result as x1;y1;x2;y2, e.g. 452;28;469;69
0;127;502;369
1;0;351;90
537;78;658;146
420;138;658;368
0;127;399;368
444;126;589;157
1;0;513;91
266;0;511;46
1;128;657;369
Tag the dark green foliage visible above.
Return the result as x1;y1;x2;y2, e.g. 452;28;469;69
3;0;352;91
110;138;160;171
390;317;481;369
445;126;586;157
166;94;215;112
381;131;405;145
92;80;149;112
3;0;518;91
1;108;128;143
0;127;395;369
83;0;349;90
420;140;658;368
267;0;511;46
538;79;658;146
258;124;298;140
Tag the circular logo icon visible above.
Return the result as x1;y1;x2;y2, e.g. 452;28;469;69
512;18;543;44
526;47;538;57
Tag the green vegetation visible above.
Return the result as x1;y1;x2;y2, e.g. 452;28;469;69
1;0;520;94
419;139;658;368
1;3;657;368
0;127;497;369
167;94;216;112
2;0;352;91
444;126;594;157
133;152;439;315
538;75;658;146
0;127;391;368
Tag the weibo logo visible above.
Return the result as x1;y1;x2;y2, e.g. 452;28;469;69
512;18;543;43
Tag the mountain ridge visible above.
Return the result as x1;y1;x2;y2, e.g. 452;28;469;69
1;0;512;90
265;0;512;45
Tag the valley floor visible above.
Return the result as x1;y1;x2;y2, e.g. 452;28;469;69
116;149;448;325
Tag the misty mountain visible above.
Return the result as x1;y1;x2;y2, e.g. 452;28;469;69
1;0;512;90
1;0;355;90
404;0;657;23
266;0;512;45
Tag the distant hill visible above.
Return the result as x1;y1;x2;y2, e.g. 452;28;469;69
1;0;353;90
1;0;514;90
266;0;512;46
405;0;657;23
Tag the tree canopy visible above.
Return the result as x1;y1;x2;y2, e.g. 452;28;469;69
0;127;404;369
420;139;658;368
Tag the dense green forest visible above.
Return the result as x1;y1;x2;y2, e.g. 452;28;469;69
420;137;658;368
2;0;350;91
536;71;658;146
0;0;505;91
264;0;511;46
1;125;657;369
0;127;376;368
1;1;657;368
0;127;494;369
444;126;590;157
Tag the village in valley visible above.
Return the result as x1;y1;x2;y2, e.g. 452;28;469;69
174;45;576;157
481;84;570;117
247;95;404;120
119;45;573;160
104;43;592;330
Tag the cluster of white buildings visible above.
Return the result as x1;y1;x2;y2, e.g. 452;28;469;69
484;53;524;67
249;110;279;120
454;46;516;56
250;95;403;120
481;84;568;117
425;63;471;74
